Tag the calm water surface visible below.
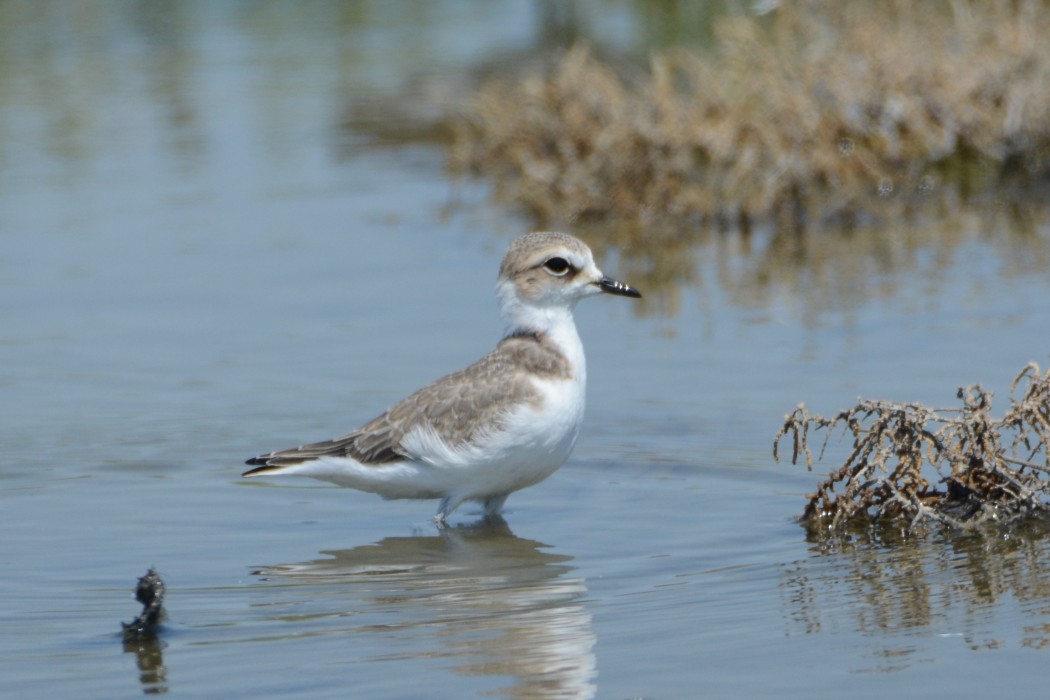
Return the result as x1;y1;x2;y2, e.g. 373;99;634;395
3;2;1050;698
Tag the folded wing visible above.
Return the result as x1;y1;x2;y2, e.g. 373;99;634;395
243;333;568;474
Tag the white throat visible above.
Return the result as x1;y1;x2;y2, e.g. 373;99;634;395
497;278;587;379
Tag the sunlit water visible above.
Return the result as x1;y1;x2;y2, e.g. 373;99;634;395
3;3;1050;698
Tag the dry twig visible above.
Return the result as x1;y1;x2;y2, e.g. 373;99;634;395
775;363;1050;533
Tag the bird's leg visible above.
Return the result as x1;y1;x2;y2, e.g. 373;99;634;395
435;492;470;527
434;498;449;527
481;493;508;516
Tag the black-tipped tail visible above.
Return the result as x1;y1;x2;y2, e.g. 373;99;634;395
242;462;282;477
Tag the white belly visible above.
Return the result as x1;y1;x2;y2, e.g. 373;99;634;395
401;374;585;500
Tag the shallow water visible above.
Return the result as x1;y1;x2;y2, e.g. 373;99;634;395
3;2;1050;698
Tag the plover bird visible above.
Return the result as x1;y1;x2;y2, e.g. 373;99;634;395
244;231;640;523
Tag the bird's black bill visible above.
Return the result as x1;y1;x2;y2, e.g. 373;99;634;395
598;276;642;298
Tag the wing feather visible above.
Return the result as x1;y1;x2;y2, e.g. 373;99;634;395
243;333;572;472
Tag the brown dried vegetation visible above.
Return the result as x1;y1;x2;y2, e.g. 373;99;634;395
451;1;1050;231
775;363;1050;533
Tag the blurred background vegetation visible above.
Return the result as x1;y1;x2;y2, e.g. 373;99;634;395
2;0;1048;317
453;1;1050;233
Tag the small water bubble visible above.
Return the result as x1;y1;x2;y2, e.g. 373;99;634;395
878;178;893;197
918;175;935;194
838;138;855;157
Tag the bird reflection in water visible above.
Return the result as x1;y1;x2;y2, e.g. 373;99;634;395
252;516;596;698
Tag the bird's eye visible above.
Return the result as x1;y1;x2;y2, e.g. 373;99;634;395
542;257;572;276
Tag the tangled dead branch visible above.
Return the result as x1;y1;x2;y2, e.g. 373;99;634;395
775;363;1050;533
